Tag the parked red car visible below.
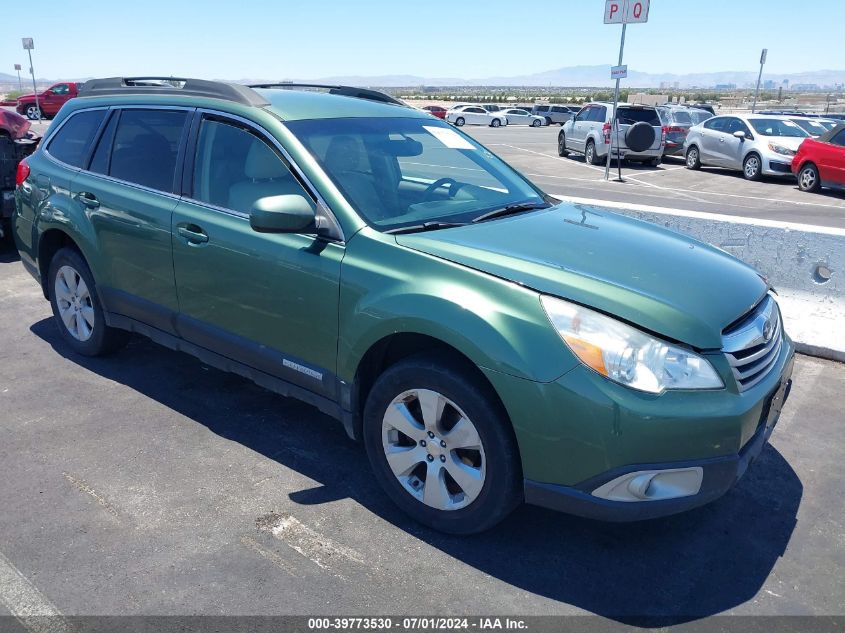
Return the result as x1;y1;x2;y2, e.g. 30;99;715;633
15;82;79;120
792;124;845;193
421;105;447;119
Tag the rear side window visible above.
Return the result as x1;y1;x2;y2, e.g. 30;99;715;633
831;130;845;147
617;108;660;125
108;109;188;192
47;110;107;168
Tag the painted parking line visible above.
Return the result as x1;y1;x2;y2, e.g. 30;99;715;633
0;550;74;633
549;194;845;236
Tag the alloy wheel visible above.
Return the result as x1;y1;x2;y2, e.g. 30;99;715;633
744;156;760;179
54;265;95;341
799;166;817;191
686;148;698;167
381;388;485;511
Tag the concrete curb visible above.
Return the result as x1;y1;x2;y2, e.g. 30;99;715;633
552;195;845;363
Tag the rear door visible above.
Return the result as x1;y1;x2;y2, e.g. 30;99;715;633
568;106;592;151
70;107;190;329
170;112;343;398
699;117;729;163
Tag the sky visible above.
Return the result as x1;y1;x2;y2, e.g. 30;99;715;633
1;0;843;81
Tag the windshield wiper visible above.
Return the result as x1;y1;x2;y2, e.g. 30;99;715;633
384;221;467;235
471;201;551;224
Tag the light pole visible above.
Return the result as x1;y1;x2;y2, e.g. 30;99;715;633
751;48;767;114
22;38;41;123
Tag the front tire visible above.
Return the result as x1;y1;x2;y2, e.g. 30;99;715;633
48;247;129;356
531;119;541;128
491;118;501;128
798;163;821;193
363;353;522;534
25;105;41;120
685;145;701;170
743;153;762;181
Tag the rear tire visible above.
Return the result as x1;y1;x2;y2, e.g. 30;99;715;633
48;247;129;357
585;140;601;165
743;153;762;181
797;163;821;193
557;132;569;157
685;145;701;170
454;117;465;127
363;353;522;534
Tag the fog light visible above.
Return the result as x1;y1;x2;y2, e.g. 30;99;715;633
592;467;703;502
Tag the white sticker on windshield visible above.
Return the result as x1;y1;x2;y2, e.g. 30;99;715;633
783;120;799;127
423;126;476;150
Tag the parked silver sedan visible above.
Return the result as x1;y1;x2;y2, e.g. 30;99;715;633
498;108;546;127
684;114;810;180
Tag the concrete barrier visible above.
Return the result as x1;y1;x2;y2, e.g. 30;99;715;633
555;196;845;362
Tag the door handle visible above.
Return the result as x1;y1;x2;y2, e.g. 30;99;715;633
177;225;209;244
74;191;99;208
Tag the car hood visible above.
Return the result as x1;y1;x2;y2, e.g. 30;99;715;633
0;111;31;139
396;204;767;349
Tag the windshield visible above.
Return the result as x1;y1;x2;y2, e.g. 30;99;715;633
748;118;810;138
286;117;546;231
791;118;829;136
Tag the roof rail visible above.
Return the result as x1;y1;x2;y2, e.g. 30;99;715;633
77;77;269;107
248;83;407;107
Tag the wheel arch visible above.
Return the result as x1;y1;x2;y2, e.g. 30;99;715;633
36;227;95;300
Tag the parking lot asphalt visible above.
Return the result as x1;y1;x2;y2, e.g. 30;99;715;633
462;125;845;229
0;245;844;625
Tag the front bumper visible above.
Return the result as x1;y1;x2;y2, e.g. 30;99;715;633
524;369;792;521
483;331;795;522
763;157;794;176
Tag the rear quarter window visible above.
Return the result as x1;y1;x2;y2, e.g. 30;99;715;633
47;109;107;168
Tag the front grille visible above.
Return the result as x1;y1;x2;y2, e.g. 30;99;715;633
722;295;783;392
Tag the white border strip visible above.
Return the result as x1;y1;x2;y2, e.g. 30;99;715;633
0;550;73;633
550;194;845;237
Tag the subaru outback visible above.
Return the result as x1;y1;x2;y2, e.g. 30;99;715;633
13;77;794;534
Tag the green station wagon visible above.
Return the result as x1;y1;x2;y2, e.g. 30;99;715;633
13;78;794;533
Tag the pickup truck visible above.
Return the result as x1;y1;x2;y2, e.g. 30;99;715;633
15;82;79;120
0;111;38;239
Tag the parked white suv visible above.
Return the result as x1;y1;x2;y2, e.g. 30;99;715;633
558;102;664;166
684;115;810;180
446;105;508;128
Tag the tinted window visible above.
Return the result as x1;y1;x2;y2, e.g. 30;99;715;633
52;84;70;95
575;107;591;121
551;106;565;113
830;130;845;147
89;111;119;174
535;105;549;113
109;109;187;191
704;117;728;131
673;111;693;125
617;108;660;125
47;110;107;168
192;118;315;215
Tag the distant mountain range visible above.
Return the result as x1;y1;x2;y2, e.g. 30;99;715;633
3;66;844;89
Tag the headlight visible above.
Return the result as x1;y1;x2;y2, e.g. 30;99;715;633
541;296;724;394
768;143;795;156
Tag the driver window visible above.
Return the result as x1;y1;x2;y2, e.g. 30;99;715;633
192;118;315;215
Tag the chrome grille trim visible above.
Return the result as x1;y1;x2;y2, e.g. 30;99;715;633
722;295;784;392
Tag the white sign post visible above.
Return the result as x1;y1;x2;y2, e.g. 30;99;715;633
752;48;768;114
14;63;22;93
603;0;650;182
21;38;41;122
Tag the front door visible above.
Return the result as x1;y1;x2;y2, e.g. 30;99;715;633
171;113;343;398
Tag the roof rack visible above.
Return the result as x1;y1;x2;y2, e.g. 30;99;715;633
77;77;270;107
247;83;407;107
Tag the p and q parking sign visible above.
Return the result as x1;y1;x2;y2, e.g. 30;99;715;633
605;0;650;24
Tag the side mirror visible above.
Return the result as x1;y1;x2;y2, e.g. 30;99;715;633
733;130;747;140
250;194;315;234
